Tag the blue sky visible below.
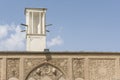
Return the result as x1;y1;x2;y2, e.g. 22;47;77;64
0;0;120;52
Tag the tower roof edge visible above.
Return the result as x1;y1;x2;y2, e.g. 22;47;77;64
24;8;47;15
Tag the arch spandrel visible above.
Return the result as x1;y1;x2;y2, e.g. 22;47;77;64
24;58;68;79
26;63;66;80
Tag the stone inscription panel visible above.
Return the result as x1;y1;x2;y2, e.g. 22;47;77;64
7;58;20;80
89;58;115;80
72;58;85;80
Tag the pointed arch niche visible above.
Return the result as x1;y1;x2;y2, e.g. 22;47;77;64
25;63;66;80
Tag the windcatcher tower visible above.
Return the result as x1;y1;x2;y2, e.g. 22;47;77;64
25;8;47;51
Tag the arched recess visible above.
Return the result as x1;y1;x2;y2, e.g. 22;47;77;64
25;63;66;80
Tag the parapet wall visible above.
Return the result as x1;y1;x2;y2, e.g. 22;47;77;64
0;51;119;80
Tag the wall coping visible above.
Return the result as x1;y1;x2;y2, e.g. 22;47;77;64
0;51;120;56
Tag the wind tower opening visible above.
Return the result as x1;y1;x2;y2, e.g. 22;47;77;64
25;8;47;51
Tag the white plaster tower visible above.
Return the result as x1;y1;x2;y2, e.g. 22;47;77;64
25;8;47;51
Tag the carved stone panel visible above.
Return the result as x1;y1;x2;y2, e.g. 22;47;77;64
7;58;20;80
72;58;85;80
24;58;68;79
49;58;68;74
0;59;1;80
24;58;45;78
89;59;115;80
26;64;66;80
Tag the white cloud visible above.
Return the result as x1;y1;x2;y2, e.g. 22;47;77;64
0;24;26;51
0;24;63;51
0;25;9;39
47;36;63;47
